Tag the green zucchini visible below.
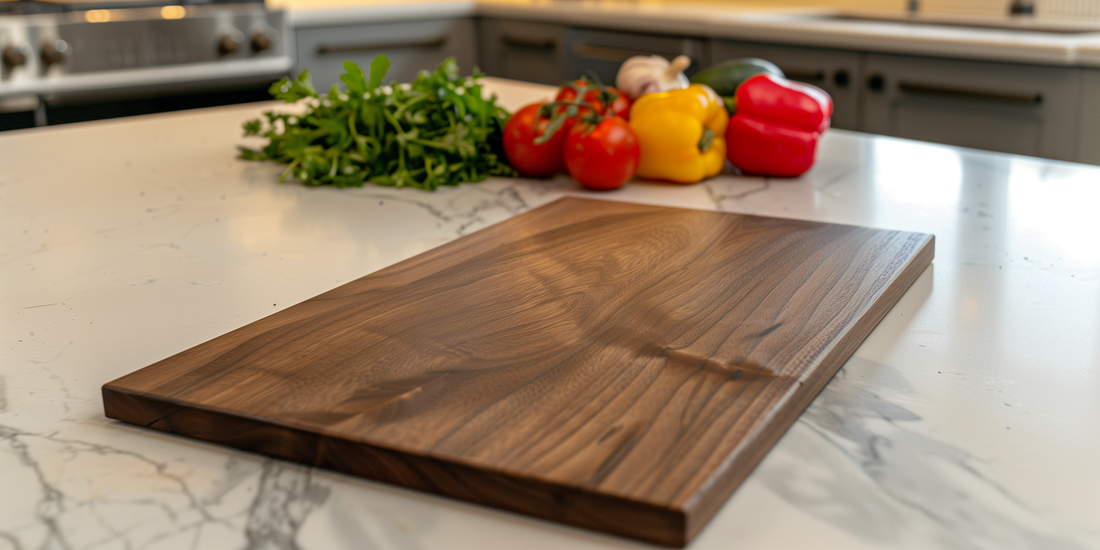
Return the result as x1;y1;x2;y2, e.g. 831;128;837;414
690;58;784;96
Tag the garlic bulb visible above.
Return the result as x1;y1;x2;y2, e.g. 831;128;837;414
615;55;691;100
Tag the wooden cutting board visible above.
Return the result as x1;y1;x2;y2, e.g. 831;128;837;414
103;197;933;547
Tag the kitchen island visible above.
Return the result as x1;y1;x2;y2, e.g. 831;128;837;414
1;78;1098;549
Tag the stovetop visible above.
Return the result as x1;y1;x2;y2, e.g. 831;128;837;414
0;0;289;104
0;0;263;16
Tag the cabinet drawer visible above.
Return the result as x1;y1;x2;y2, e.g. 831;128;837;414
710;40;861;131
477;18;567;86
294;19;476;90
564;28;707;86
1077;68;1100;165
863;54;1079;161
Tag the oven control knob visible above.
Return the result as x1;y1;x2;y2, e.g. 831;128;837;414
218;31;243;55
2;45;27;67
251;31;272;53
40;40;68;66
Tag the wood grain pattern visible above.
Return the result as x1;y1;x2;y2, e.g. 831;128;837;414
103;197;934;547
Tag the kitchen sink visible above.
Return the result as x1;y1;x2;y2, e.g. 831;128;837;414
740;10;1100;34
828;11;1100;34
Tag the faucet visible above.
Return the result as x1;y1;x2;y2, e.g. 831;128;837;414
1010;0;1035;15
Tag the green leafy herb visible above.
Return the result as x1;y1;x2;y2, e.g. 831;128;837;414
239;56;516;190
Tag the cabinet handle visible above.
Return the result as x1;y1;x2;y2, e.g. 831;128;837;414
784;70;825;83
317;37;447;56
833;70;850;87
868;74;886;92
897;81;1043;104
572;43;678;63
501;35;556;50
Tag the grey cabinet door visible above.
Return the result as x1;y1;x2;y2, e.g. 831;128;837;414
564;28;707;86
709;40;861;131
477;18;567;86
862;53;1079;161
294;18;476;91
1077;68;1100;165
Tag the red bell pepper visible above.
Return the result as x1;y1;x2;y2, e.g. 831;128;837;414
725;73;833;177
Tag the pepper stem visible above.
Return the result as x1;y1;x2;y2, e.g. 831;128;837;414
699;128;715;153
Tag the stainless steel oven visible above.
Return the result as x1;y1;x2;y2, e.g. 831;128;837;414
0;0;291;130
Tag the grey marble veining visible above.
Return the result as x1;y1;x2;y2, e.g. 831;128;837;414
2;80;1098;549
763;358;1092;550
0;421;331;550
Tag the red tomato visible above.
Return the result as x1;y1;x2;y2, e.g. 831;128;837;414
502;102;566;178
555;80;595;118
563;117;640;191
555;80;632;120
600;86;632;120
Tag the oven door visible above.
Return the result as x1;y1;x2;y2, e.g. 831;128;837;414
0;6;291;131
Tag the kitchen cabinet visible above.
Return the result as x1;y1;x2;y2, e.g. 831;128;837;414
476;18;567;86
861;53;1080;161
0;106;35;131
1077;68;1100;164
563;27;707;85
460;14;1100;165
710;40;862;131
294;18;476;91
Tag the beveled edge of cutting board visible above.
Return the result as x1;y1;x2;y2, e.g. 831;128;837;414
102;383;691;546
680;231;935;541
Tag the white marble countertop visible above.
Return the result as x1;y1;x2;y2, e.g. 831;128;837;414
2;78;1099;549
273;0;1100;67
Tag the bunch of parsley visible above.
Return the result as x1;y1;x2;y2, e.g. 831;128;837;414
239;55;516;190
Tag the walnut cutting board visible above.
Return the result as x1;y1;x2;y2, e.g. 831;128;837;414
103;197;934;547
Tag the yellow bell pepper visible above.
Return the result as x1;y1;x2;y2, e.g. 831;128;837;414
628;84;729;184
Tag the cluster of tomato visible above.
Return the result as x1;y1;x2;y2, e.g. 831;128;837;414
502;79;640;190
